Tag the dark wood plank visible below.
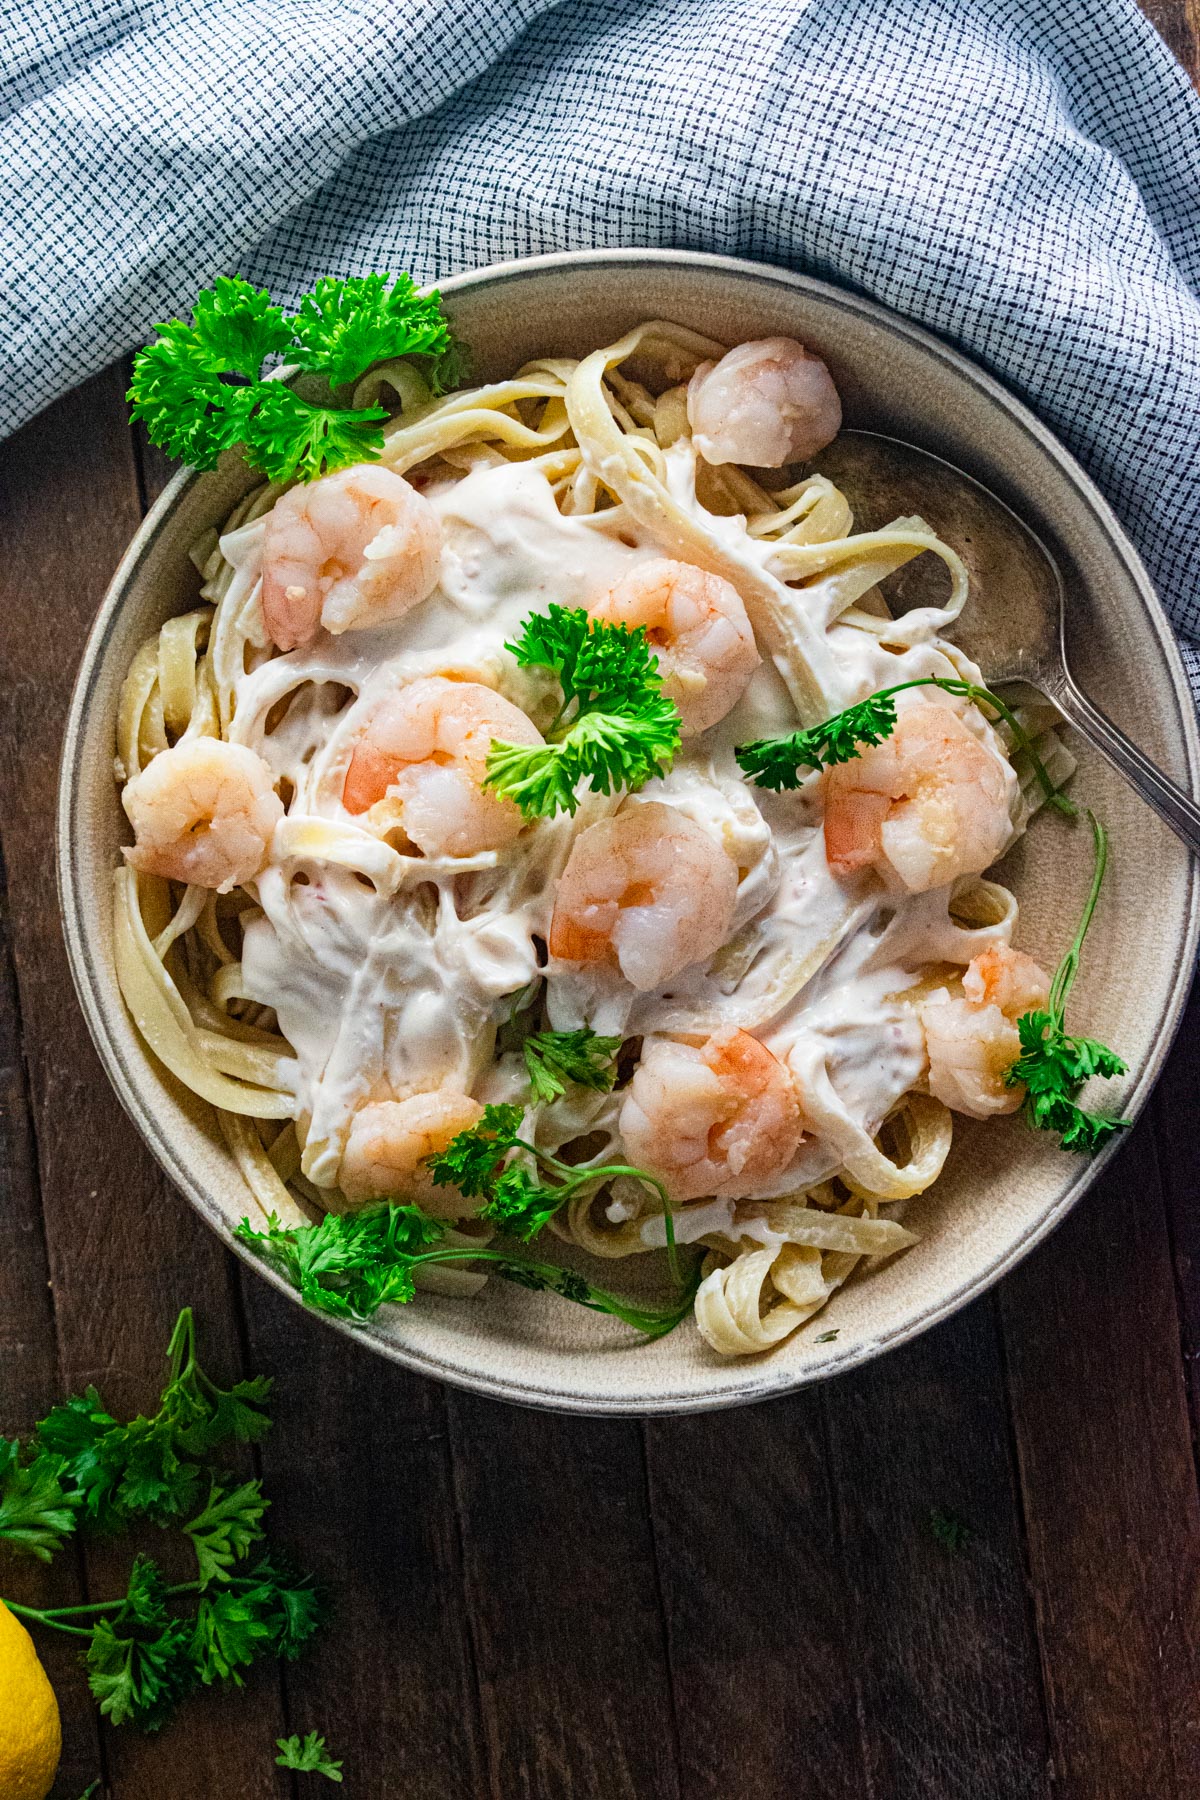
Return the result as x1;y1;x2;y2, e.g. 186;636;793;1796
241;1287;491;1800
1000;1120;1200;1798
645;1391;868;1800
1151;979;1200;1465
447;1393;680;1800
0;836;107;1800
0;369;289;1798
647;1304;1049;1800
822;1302;1050;1800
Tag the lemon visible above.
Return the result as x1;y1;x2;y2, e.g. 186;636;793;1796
0;1599;61;1800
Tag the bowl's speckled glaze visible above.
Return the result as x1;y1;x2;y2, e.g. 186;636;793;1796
58;250;1200;1413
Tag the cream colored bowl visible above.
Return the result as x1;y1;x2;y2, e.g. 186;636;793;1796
58;250;1200;1413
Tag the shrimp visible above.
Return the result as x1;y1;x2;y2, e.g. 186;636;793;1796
549;800;738;990
588;558;759;735
920;940;1051;1119
261;463;441;651
823;700;1014;893
342;676;544;857
339;1091;483;1213
620;1028;805;1201
686;337;842;468
122;737;283;892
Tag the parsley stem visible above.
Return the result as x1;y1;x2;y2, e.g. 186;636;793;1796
3;1578;208;1631
867;678;1074;814
1;1603;97;1636
512;1140;680;1283
1048;809;1107;1023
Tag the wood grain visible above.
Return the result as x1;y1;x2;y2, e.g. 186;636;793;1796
821;1301;1050;1800
242;1287;491;1800
0;372;288;1800
1000;1122;1200;1798
645;1390;869;1800
0;836;105;1799
447;1394;680;1800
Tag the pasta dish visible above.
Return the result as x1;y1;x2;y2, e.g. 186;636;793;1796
114;285;1122;1357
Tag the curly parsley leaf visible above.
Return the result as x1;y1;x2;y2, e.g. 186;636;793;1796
236;1201;695;1339
22;1309;273;1536
479;1166;568;1240
738;692;901;788
86;1556;197;1732
0;1439;76;1562
522;1027;621;1104
483;606;682;818
1003;811;1127;1152
426;1102;526;1198
128;272;456;482
242;381;388;484
184;1479;269;1586
289;272;453;390
276;1731;344;1781
737;674;1072;816
190;1585;276;1686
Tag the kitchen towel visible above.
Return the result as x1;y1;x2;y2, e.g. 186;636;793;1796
3;0;1199;684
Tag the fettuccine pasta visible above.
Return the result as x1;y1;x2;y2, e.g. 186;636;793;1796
113;323;1073;1356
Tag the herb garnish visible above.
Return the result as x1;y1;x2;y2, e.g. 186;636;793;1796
1004;810;1127;1152
0;1309;271;1560
928;1507;972;1552
483;605;682;817
736;675;1070;813
522;1026;622;1104
128;273;455;483
235;1204;699;1341
0;1312;323;1731
429;1102;680;1278
277;1731;344;1781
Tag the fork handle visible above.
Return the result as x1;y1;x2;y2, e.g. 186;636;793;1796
1045;670;1200;857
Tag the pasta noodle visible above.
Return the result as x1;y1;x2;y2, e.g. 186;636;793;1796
111;322;1073;1356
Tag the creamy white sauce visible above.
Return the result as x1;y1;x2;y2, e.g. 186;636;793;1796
221;450;1021;1202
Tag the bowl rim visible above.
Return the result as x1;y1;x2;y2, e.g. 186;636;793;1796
57;246;1200;1414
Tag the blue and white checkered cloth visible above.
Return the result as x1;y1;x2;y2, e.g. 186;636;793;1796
3;0;1199;685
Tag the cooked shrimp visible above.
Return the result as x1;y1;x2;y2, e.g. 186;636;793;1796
549;800;738;990
920;940;1051;1119
261;463;441;651
588;558;759;735
620;1028;805;1201
824;700;1014;893
963;941;1051;1018
686;337;842;468
342;676;543;857
122;737;282;892
339;1090;484;1212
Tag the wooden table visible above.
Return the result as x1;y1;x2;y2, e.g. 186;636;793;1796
3;17;1199;1793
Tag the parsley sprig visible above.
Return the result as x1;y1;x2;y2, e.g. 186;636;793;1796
522;1026;621;1104
736;675;1071;814
483;605;682;817
236;1201;698;1340
1004;810;1128;1152
429;1101;680;1279
128;273;455;483
277;1731;344;1781
0;1308;271;1560
0;1311;324;1732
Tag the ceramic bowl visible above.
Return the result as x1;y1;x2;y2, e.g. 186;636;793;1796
58;250;1200;1413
